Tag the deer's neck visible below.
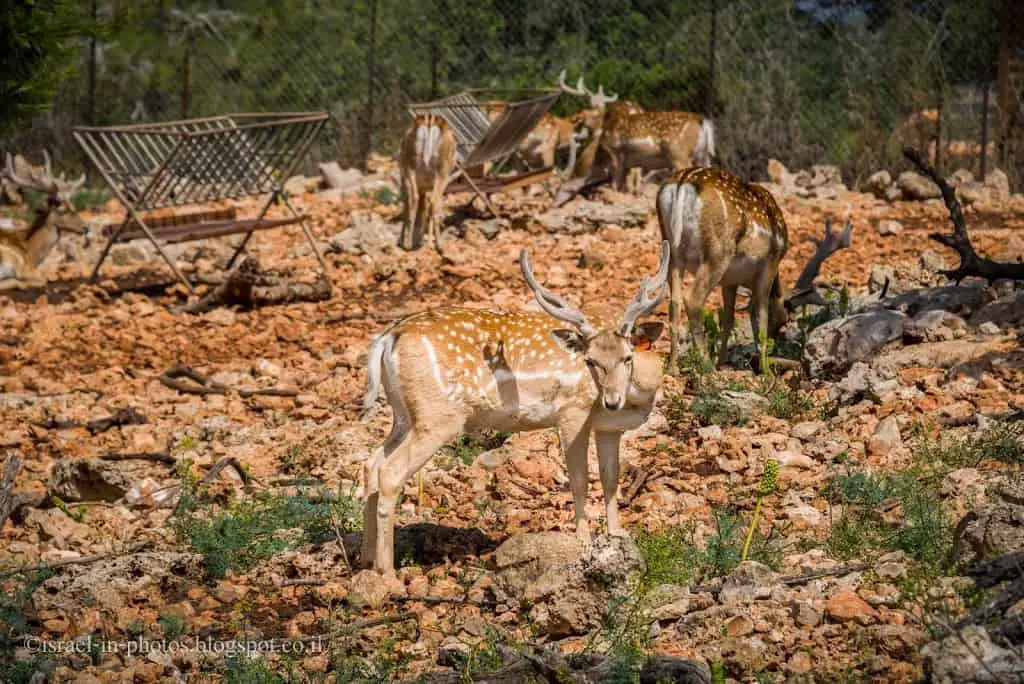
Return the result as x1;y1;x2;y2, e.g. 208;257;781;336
22;205;60;267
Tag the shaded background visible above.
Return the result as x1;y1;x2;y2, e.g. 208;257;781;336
2;0;1023;189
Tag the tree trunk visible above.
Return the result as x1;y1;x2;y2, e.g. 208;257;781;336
361;0;379;171
980;82;991;181
706;0;717;118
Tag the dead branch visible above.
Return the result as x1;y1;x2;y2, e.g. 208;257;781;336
905;146;1024;283
294;611;419;644
178;256;331;314
100;451;176;465
785;216;853;311
689;562;868;596
281;578;326;587
0;451;23;528
159;365;299;398
0;540;152;579
34;406;148;434
200;456;254;487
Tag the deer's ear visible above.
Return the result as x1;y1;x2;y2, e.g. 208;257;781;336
631;322;664;349
550;329;588;354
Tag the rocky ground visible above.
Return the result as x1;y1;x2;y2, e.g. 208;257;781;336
1;156;1024;683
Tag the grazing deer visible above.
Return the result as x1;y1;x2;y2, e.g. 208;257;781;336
398;114;457;250
656;167;789;372
0;152;86;280
360;243;670;575
599;106;715;194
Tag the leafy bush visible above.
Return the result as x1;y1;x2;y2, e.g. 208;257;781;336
173;474;362;578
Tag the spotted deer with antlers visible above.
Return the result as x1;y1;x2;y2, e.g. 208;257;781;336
1;152;87;280
656;167;789;372
398;114;457;250
360;243;670;574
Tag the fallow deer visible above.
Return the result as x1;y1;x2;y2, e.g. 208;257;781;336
656;167;789;372
360;243;671;575
398;114;457;250
599;105;715;194
0;152;87;281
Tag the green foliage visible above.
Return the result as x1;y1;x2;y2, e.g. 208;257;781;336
219;656;296;684
0;0;95;134
915;420;1024;468
635;525;703;588
172;473;362;578
1;571;53;684
70;186;110;211
158;614;186;640
331;646;413;684
759;383;814;421
690;390;750;428
825;468;949;569
440;431;510;467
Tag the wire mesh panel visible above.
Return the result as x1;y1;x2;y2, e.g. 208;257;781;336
407;90;559;167
73;113;328;211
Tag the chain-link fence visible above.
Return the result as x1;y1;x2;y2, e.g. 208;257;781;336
4;0;1023;188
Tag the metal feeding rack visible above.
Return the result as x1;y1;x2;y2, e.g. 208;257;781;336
407;89;560;214
73;112;329;292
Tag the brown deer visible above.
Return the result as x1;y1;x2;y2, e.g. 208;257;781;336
656;167;788;372
398;114;457;250
599;106;715;194
1;152;86;281
360;243;670;575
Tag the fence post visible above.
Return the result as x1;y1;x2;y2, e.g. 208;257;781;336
706;0;717;118
361;0;379;171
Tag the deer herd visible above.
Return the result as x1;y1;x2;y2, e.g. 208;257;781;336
0;73;846;578
364;75;850;576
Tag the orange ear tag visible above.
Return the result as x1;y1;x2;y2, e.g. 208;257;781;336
634;338;652;351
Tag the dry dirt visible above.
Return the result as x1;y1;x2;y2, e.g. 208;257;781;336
2;165;1024;683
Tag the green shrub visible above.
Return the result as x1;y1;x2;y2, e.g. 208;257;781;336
172;478;362;579
440;431;511;467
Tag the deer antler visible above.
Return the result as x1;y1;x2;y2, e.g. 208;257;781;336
520;249;596;338
618;241;670;336
785;216;853;311
3;151;85;197
557;70;618;110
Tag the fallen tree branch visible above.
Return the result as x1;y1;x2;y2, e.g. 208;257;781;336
178;256;331;314
0;540;153;579
34;406;148;434
100;451;176;465
689;562;868;596
0;451;23;528
904;146;1024;283
785;216;853;311
294;611;419;644
200;456;254;488
159;365;299;398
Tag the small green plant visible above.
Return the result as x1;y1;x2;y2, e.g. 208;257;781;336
374;187;399;205
220;655;293;684
702;308;721;361
441;431;510;467
331;643;413;683
825;468;950;570
635;524;702;588
1;571;53;684
124;619;146;638
915;420;1024;468
71;186;110;211
50;495;86;522
158;614;186;640
760;383;814;420
742;459;779;562
690;390;750;428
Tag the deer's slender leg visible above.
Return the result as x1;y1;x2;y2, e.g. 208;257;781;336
361;421;408;569
595;431;625;536
685;259;731;363
749;267;776;371
400;174;417;250
375;424;461;574
717;283;739;368
668;259;685;373
558;414;593;545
